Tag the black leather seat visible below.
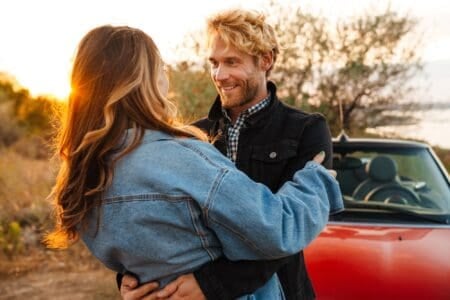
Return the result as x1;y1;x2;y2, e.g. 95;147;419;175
352;155;420;204
334;156;366;196
352;156;398;201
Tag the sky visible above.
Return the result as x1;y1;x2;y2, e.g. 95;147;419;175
1;0;449;148
1;0;449;99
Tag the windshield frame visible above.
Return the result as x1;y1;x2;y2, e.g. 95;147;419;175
332;139;450;224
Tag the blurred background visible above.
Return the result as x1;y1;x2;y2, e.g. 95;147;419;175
0;0;449;298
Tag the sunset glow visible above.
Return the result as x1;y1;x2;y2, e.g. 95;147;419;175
1;0;449;100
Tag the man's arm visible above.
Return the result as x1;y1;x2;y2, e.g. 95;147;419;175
286;113;333;172
192;114;334;299
194;256;294;299
119;115;334;300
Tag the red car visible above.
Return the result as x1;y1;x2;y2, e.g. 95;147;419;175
305;135;450;299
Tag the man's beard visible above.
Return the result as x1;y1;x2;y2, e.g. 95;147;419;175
219;78;259;109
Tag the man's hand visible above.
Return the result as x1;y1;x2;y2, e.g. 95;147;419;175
120;273;205;300
121;274;159;300
153;274;206;300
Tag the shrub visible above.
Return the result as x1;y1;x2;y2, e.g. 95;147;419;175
0;149;55;235
0;221;23;258
0;103;23;147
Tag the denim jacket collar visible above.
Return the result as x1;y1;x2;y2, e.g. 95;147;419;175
124;128;174;144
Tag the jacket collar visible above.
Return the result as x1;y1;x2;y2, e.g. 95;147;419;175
207;81;280;128
123;128;174;144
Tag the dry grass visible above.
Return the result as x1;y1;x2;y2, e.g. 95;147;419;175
0;242;121;299
0;148;55;224
0;148;120;299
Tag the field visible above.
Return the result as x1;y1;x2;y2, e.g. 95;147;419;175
1;136;449;299
0;148;120;299
0;243;120;300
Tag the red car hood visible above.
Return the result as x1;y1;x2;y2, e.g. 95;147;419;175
304;223;450;299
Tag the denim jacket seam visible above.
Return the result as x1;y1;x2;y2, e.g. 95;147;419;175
186;200;218;261
175;139;227;170
203;168;229;226
207;215;283;260
103;194;192;204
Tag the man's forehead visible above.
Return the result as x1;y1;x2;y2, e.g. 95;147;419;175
208;36;245;59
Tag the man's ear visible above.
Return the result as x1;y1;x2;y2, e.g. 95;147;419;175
260;51;274;72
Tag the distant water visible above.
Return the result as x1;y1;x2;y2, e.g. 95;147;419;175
372;107;450;149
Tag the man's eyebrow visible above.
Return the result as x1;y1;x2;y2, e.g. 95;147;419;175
208;55;241;62
225;56;240;61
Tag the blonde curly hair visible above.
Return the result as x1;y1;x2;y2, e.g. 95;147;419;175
206;9;279;76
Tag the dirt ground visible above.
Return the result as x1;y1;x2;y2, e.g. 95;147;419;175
0;243;121;300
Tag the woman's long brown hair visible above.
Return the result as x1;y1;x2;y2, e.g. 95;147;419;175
44;25;206;248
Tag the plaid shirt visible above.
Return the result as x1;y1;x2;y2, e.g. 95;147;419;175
222;95;271;163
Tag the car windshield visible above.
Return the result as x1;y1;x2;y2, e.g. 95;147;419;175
333;144;450;222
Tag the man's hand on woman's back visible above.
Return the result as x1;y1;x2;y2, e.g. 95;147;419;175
120;273;205;300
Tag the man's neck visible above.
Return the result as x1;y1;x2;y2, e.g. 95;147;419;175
228;92;270;123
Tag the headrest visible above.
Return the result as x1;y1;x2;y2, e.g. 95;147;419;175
367;156;397;182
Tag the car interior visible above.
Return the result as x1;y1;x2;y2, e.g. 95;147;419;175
333;152;448;213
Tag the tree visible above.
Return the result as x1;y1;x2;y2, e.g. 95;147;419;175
0;74;61;140
168;3;424;136
168;62;215;122
269;3;423;135
167;31;215;122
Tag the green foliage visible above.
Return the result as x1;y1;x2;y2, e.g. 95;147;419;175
168;2;423;136
269;3;423;135
169;62;216;122
0;76;60;135
434;147;450;174
0;74;62;158
0;221;23;258
14;95;59;136
0;102;23;146
0;147;55;227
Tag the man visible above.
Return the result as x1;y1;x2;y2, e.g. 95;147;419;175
121;8;333;300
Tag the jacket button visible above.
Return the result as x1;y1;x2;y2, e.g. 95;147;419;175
269;151;277;159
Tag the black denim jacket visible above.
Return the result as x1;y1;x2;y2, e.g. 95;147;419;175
193;82;333;300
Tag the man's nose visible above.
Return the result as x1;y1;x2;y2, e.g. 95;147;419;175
213;65;229;81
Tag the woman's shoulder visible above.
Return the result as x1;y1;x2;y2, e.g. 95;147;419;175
135;130;234;169
172;137;234;169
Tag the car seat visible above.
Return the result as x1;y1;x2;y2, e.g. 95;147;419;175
334;156;366;196
352;155;398;201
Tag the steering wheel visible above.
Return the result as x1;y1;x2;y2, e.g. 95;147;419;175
363;183;422;206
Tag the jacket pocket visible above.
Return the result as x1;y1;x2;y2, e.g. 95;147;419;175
251;140;299;163
250;140;299;189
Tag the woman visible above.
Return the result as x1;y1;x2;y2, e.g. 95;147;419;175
45;25;342;299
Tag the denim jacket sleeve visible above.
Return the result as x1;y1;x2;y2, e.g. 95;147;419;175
202;158;342;260
193;115;334;299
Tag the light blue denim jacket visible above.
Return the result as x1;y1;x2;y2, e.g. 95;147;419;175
81;130;343;299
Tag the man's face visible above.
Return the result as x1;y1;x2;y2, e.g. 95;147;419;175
207;35;268;111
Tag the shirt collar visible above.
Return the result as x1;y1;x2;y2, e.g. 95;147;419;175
221;93;272;124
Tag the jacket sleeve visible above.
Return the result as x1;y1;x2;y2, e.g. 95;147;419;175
288;113;333;172
203;160;342;261
192;114;335;299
